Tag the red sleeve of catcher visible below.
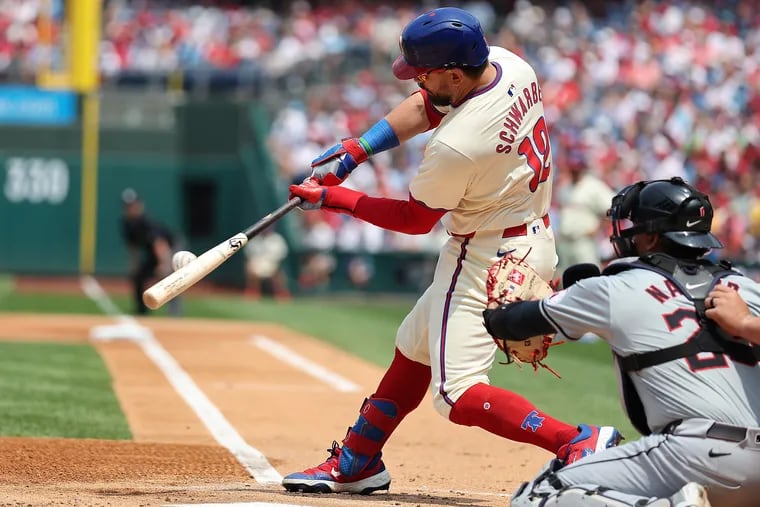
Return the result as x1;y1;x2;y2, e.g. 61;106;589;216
416;90;446;129
353;192;446;234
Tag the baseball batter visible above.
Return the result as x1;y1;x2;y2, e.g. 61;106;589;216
283;7;619;495
484;177;760;506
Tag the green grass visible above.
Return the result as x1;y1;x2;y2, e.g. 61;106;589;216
490;341;636;438
0;286;637;439
187;295;410;363
0;275;12;300
0;341;131;439
0;291;106;314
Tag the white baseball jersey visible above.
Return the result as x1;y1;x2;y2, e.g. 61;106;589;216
558;173;616;240
409;46;553;235
396;46;558;417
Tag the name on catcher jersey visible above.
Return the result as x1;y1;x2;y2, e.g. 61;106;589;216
409;46;553;235
540;270;760;432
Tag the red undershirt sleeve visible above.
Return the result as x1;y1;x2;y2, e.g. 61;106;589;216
352;193;447;235
416;89;446;129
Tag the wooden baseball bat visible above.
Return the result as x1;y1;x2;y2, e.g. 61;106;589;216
142;197;302;310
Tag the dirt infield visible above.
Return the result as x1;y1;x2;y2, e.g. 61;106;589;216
0;313;550;506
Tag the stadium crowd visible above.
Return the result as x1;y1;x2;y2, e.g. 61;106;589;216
2;0;758;274
267;0;760;275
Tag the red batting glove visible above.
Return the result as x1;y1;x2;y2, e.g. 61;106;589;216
288;182;365;215
289;179;325;210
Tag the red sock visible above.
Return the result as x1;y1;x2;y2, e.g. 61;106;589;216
449;383;578;453
374;348;431;415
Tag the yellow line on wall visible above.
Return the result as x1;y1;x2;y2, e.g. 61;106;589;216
79;92;99;274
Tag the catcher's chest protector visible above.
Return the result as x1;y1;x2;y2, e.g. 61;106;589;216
602;253;760;435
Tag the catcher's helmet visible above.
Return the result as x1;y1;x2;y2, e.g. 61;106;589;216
392;7;489;80
608;177;723;258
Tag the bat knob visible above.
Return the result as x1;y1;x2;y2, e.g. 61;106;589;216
142;289;162;310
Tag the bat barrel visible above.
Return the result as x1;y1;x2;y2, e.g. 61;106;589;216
142;197;301;310
142;232;248;309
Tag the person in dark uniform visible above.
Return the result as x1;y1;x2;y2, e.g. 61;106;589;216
120;188;179;315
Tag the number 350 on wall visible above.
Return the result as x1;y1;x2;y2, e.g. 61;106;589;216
3;157;69;204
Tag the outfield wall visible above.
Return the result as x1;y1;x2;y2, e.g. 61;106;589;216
0;93;278;284
0;92;434;293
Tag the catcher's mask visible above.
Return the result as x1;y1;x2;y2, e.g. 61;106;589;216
607;177;723;258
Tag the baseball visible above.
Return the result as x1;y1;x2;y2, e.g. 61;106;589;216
172;250;197;271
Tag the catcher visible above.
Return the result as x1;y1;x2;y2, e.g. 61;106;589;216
484;178;760;506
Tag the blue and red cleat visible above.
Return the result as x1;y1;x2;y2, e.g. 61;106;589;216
557;424;623;464
282;441;391;494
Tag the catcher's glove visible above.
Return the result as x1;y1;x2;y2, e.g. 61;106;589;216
484;250;563;377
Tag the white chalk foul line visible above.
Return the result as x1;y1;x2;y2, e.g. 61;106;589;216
80;275;133;324
170;503;309;507
250;335;360;393
81;275;282;485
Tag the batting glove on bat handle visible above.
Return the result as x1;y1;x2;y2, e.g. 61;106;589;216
289;179;326;210
289;183;364;215
310;138;369;186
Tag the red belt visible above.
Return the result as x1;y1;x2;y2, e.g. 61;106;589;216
501;215;550;238
450;215;550;239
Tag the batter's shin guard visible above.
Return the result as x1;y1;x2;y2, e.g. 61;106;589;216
339;397;399;476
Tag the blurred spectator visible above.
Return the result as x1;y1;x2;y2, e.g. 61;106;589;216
4;0;759;270
243;226;291;301
346;255;373;289
297;210;337;291
120;188;181;316
555;151;616;273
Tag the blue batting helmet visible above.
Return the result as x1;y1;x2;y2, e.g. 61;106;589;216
392;7;489;80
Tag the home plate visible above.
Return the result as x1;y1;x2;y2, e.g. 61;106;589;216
89;322;151;341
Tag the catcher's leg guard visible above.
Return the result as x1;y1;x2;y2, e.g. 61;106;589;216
512;485;671;506
511;460;675;507
340;397;400;476
669;482;712;507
